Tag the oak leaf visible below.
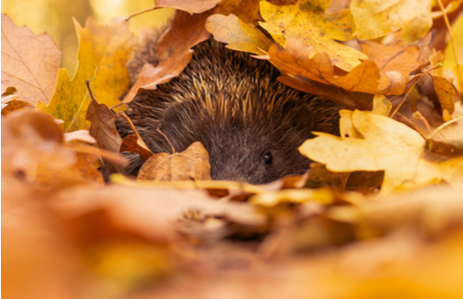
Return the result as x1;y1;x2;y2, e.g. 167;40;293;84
269;35;430;98
259;0;366;71
351;0;432;43
206;14;272;55
38;17;135;132
137;141;211;181
299;110;463;193
1;14;61;106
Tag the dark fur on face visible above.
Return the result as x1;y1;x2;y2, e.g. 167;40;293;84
117;34;340;184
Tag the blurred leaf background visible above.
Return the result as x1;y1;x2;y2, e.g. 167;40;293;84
2;0;174;75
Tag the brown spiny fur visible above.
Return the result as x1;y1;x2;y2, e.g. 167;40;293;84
117;30;340;184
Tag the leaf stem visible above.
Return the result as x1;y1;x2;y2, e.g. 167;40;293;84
126;7;160;21
86;79;97;104
390;64;442;118
428;116;463;139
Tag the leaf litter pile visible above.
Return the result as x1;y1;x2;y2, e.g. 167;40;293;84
2;0;463;298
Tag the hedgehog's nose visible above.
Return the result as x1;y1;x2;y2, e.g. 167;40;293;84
213;168;246;183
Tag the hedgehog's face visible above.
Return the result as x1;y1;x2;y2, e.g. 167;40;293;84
205;118;314;185
157;97;338;185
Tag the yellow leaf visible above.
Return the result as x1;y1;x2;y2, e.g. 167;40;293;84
259;0;366;71
251;188;334;207
351;0;432;43
38;17;135;132
443;14;463;95
372;95;392;116
206;14;272;55
1;14;61;106
300;110;463;193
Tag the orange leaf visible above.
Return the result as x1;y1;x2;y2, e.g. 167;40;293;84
122;10;212;103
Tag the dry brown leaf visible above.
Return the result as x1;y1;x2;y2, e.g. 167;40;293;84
86;96;126;174
278;73;373;110
122;10;212;103
1;14;61;106
120;134;154;161
137;141;211;181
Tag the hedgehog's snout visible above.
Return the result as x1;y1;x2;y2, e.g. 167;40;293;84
212;166;246;183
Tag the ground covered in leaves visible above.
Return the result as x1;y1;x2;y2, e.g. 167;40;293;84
2;0;463;298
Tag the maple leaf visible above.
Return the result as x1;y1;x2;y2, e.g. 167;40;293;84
137;141;211;181
259;0;366;71
299;110;463;193
351;0;433;43
1;14;61;106
38;17;135;132
122;10;211;103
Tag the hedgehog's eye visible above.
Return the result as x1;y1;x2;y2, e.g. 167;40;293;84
262;152;273;165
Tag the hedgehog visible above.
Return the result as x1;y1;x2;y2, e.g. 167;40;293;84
116;31;340;185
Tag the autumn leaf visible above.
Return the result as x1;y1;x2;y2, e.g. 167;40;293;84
351;0;433;43
206;14;272;55
38;17;135;132
154;0;222;14
122;10;212;103
215;0;261;24
269;35;430;98
137;141;211;181
251;188;334;207
443;14;463;95
1;99;34;115
300;110;463;193
277;72;373;110
120;134;153;161
86;92;126;174
1;14;61;106
429;51;456;119
2;109;125;187
259;0;366;71
2;177;84;299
